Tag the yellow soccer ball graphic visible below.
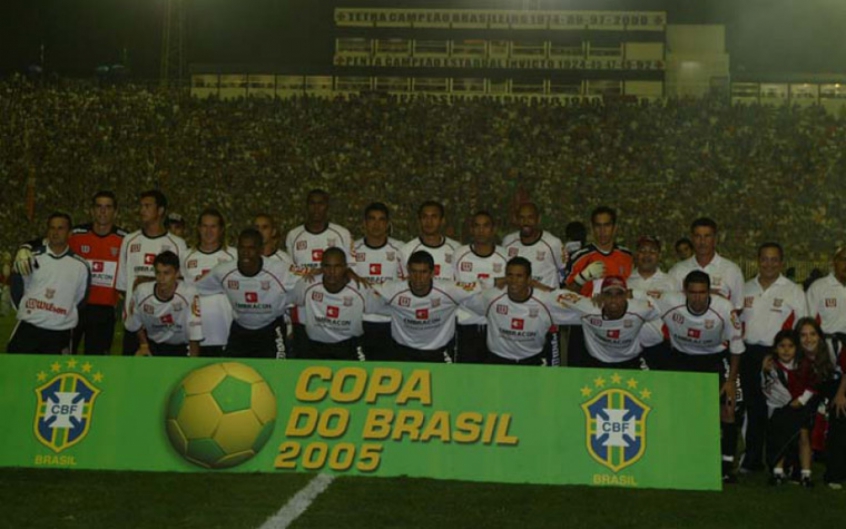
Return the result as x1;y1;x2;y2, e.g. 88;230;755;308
166;362;277;469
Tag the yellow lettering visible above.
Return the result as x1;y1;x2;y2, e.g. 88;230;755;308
330;367;367;403
391;410;424;441
419;411;451;442
494;414;519;445
316;408;350;438
285;406;318;437
362;408;394;440
453;412;482;443
481;413;498;444
295;366;331;402
397;370;431;405
365;368;402;403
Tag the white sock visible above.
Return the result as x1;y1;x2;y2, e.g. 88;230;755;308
801;469;811;478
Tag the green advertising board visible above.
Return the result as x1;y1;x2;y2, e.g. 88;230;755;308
0;355;721;490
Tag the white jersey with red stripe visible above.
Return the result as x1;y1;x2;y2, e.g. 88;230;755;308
454;244;508;325
552;290;659;363
352;237;405;324
742;275;807;347
398;237;460;281
125;281;203;345
646;291;745;356
669;253;745;311
196;257;296;330
183;246;237;347
627;268;675;347
463;288;560;361
116;230;188;319
807;273;846;335
293;279;379;343
285;223;353;271
501;230;565;289
371;279;473;351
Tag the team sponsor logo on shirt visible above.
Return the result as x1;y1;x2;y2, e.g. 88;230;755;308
261;281;271;291
312;291;323;302
130;243;141;253
311;249;323;262
356;252;366;262
461;262;473;272
581;374;652;473
688;329;701;339
296;241;308;251
607;329;620;339
826;298;837;308
187;259;198;269
493;263;503;273
589;317;602;326
398;296;411;307
704;320;715;330
536;251;546;261
508;247;518;257
496;304;508;315
434;265;441;276
343;297;354;307
432;298;441;308
369;263;382;275
773;298;783;308
386;251;395;262
511;318;524;330
227;280;240;290
415;309;429;320
744;296;754;309
478;273;490;281
445;254;452;264
245;292;258;303
92;261;104;273
143;304;155;314
144;253;156;265
33;360;102;455
672;313;685;324
80;245;91;254
327;306;340;318
160;314;174;325
173;302;183;312
45;288;55;300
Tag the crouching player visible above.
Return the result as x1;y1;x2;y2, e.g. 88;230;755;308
125;251;203;357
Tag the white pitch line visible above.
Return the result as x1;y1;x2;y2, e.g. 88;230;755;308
258;474;336;529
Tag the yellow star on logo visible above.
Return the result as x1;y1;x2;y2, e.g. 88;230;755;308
93;372;104;383
50;362;62;373
594;376;606;388
640;388;652;400
610;373;622;385
627;378;638;389
81;362;93;373
36;371;47;382
580;386;593;397
66;358;78;369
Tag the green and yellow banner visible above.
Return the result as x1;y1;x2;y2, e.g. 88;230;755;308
0;356;720;490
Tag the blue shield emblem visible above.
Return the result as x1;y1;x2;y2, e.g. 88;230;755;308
34;373;101;453
582;388;650;472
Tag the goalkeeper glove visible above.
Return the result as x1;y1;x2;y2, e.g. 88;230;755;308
12;247;36;276
574;261;605;286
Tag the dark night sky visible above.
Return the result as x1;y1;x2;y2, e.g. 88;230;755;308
2;0;844;79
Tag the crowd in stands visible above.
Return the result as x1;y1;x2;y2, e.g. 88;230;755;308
1;77;844;266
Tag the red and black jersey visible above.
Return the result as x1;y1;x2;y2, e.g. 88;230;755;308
69;223;126;307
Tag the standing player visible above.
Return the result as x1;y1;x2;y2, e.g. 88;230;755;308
125;251;202;357
669;218;744;312
165;213;186;239
643;271;745;483
739;242;807;473
371;251;475;363
627;236;675;370
454;211;507;363
675;238;694;262
197;229;297;358
254;213;293;267
8;213;91;355
351;203;404;361
69;191;126;355
182;208;236;357
806;246;846;338
116;190;188;355
285;189;353;357
399;201;459;281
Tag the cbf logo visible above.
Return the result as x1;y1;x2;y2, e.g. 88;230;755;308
34;359;103;454
580;373;652;474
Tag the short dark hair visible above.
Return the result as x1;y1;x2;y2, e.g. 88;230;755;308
565;221;587;243
675;237;693;250
417;201;445;218
472;210;495;225
92;190;117;209
683;270;711;291
322;247;347;265
690;217;718;233
47;212;72;227
758;242;784;261
238;228;264;248
364;202;390;219
407;250;435;271
591;206;617;225
139;189;168;210
153;250;180;270
507;256;532;278
307;189;329;202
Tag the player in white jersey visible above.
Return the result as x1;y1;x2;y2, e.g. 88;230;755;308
291;248;381;360
8;213;91;355
627;236;675;371
502;202;569;367
371;251;475;363
285;189;353;357
643;270;745;483
807;246;846;337
116;190;188;355
669;217;744;311
182;208;236;357
351;202;404;361
197;229;297;358
398;201;459;281
463;257;570;365
254;213;294;268
125;251;202;357
740;242;808;472
454;211;507;364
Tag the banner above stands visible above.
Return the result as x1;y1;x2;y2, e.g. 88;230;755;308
0;356;719;491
